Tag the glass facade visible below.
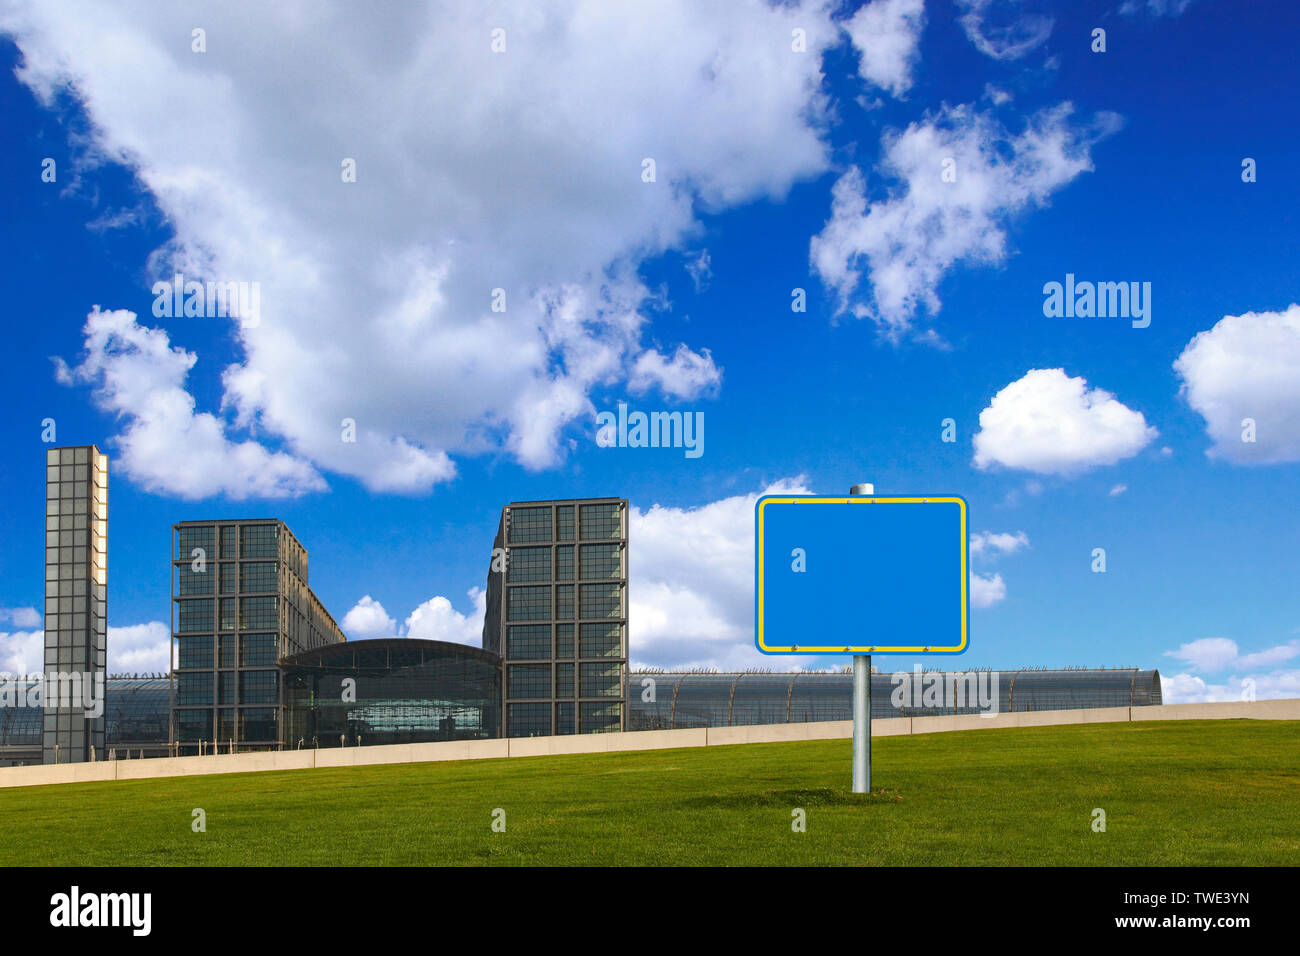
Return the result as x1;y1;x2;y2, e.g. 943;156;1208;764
282;639;501;746
42;445;108;764
627;669;1166;729
172;519;346;753
484;498;628;737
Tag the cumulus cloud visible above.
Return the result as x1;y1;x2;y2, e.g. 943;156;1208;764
338;588;486;646
970;530;1029;558
0;607;41;629
969;571;1006;608
973;368;1158;475
1174;304;1300;464
1161;636;1300;703
955;0;1053;61
5;0;838;494
843;0;926;98
0;620;171;675
54;307;328;499
810;102;1118;337
628;345;723;400
629;477;819;670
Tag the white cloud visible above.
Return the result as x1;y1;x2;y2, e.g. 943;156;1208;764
843;0;926;98
956;0;1053;61
6;0;839;494
0;628;44;676
341;595;398;639
1108;483;1127;497
107;621;172;674
1173;304;1300;464
0;607;41;629
1161;636;1300;704
405;589;486;646
54;307;328;499
810;102;1118;337
629;477;819;670
969;571;1006;608
0;620;171;676
684;249;712;292
628;345;723;400
339;588;486;646
973;368;1157;475
970;530;1029;558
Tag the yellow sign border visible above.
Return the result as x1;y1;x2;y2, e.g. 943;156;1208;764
756;496;968;654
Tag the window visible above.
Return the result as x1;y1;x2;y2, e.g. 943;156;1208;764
580;543;621;580
177;672;213;706
507;586;550;622
178;600;214;633
177;635;213;669
506;547;550;583
240;561;278;593
178;564;214;596
555;623;574;658
175;709;212;742
219;634;237;668
218;671;236;704
239;670;279;705
507;664;551;700
178;526;214;561
556;584;574;620
220;597;237;631
580;622;622;658
219;562;237;594
241;524;278;559
240;596;277;630
240;708;278;743
580;503;620;540
556;662;575;698
555;701;575;735
220;526;237;559
580;583;621;619
555;545;574;581
506;625;551;660
508;702;551;738
580;661;622;698
508;506;551;543
580;701;622;734
240;633;277;667
556;505;575;541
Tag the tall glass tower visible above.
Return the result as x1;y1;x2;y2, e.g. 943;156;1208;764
483;498;628;737
43;445;108;764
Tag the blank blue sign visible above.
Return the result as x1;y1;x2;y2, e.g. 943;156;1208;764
755;495;968;655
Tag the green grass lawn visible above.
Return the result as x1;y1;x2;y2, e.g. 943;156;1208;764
2;719;1297;866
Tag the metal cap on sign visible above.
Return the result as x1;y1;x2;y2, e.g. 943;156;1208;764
850;483;874;495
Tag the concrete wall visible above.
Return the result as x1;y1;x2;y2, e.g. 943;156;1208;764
1;698;1295;791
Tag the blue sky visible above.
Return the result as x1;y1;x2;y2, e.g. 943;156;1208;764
1;0;1298;701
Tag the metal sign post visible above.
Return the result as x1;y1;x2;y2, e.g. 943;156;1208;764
849;483;872;794
754;480;968;794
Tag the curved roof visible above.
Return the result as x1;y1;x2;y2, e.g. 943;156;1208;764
281;637;500;670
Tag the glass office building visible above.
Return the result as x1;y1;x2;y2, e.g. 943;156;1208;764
483;498;629;737
43;445;108;764
171;519;347;753
282;638;501;747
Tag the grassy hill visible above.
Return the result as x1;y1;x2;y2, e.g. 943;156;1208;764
1;718;1296;866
